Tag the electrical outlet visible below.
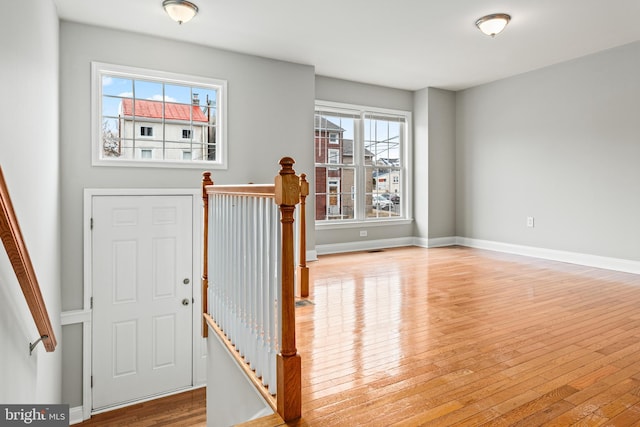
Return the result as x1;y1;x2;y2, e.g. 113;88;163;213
526;216;535;228
360;230;368;237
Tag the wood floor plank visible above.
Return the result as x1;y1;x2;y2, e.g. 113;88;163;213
77;246;640;426
293;247;640;426
75;387;206;426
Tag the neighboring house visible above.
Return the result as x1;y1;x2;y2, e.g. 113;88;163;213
314;117;374;220
373;169;400;195
314;116;342;219
374;159;400;196
117;95;213;161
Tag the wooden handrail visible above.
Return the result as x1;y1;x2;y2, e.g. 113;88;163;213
201;172;213;338
207;184;275;197
0;167;57;353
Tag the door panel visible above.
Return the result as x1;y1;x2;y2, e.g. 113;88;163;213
92;195;193;410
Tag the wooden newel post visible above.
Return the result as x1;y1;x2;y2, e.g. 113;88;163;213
298;173;309;298
201;172;213;338
274;157;302;421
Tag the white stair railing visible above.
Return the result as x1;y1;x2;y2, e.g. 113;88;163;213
201;157;303;422
208;191;281;390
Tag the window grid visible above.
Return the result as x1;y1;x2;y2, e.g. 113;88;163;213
314;102;410;224
93;62;226;168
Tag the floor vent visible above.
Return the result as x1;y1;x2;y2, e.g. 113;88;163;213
295;299;314;307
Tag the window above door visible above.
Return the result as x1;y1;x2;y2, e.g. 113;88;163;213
91;62;227;169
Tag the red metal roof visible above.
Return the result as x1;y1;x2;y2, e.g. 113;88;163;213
121;99;208;123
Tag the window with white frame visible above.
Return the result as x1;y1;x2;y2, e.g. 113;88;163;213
314;101;411;223
92;62;227;168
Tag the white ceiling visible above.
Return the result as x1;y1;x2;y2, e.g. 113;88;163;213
53;0;640;91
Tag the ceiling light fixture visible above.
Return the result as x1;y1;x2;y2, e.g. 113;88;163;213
475;13;511;37
163;0;199;25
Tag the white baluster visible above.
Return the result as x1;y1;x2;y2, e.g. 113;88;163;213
206;189;286;396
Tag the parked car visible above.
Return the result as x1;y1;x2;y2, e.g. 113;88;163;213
372;194;393;210
380;193;400;204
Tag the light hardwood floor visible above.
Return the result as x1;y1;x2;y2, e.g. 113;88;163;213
75;387;206;426
79;246;640;426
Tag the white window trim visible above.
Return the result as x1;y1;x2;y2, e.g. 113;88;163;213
315;100;413;229
91;62;228;169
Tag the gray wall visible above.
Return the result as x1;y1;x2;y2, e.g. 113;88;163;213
314;76;415;246
456;41;640;261
316;76;414;111
413;88;456;241
0;0;61;403
428;88;456;239
60;22;315;406
413;88;429;239
60;22;315;308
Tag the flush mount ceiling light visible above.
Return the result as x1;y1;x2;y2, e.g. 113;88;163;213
475;13;511;37
163;0;199;25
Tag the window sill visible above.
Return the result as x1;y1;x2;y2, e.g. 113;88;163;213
92;158;227;170
315;217;413;231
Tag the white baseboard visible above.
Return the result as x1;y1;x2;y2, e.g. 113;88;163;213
455;237;640;275
69;406;84;425
316;237;414;255
414;236;457;248
307;249;318;262
316;235;640;276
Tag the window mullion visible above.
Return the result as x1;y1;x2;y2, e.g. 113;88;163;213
354;115;365;221
131;78;136;153
161;83;166;160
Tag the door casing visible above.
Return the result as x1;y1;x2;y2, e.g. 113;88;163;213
83;188;206;417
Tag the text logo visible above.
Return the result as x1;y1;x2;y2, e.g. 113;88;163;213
0;405;68;426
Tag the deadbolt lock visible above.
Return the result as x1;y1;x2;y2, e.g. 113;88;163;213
183;278;190;285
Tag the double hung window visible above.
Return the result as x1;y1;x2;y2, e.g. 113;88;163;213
314;101;411;224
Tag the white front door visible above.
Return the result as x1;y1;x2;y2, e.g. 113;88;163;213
91;195;193;410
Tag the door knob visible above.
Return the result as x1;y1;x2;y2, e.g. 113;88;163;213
182;298;190;306
183;278;190;285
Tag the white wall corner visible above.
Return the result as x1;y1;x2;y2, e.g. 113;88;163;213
412;237;429;248
426;236;457;248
